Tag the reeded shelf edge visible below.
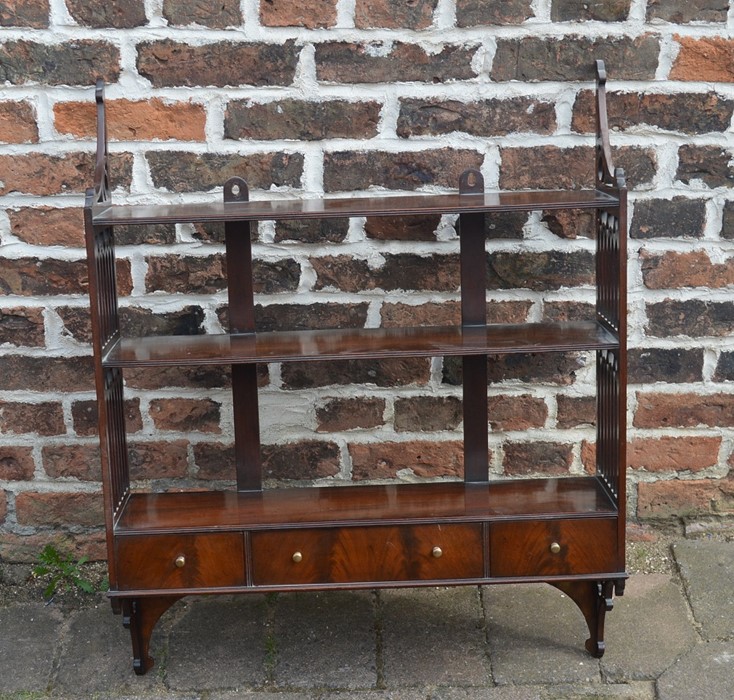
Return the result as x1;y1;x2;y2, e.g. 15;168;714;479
114;477;618;535
103;321;619;367
92;189;620;226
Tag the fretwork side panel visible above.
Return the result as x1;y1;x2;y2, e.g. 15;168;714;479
92;226;121;354
103;367;131;517
596;209;622;335
596;349;620;501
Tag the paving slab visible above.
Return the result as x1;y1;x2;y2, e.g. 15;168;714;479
656;640;734;700
0;602;63;694
273;590;376;689
165;595;268;691
542;682;656;699
600;574;698;681
484;584;600;686
673;540;734;641
380;586;490;687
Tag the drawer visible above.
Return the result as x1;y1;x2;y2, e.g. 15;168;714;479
251;524;483;586
489;518;618;578
115;533;246;591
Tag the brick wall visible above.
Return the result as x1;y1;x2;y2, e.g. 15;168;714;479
0;1;732;560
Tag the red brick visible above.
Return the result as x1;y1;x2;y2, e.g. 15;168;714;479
125;364;240;391
0;100;37;143
676;145;733;188
581;440;596;474
0;356;95;392
137;40;299;87
282;358;431;389
648;0;729;22
192;443;232;481
316;397;386;432
0;401;64;436
456;0;533;25
43;444;101;481
121;306;205;337
254;303;369;332
552;0;630;20
129;441;189;480
1;0;49;27
443;353;586;386
263;441;340;480
0;307;44;346
260;0;337;28
671;37;734;83
150;398;221;434
355;0;437;29
634;392;734;429
489;395;548;431
394;396;463;432
163;0;241;27
8;207;83;247
637;476;734;519
641;249;734;290
0;258;88;296
556;395;595;428
503;441;573;476
380;301;532;327
488;250;594;291
501;146;593;190
71;398;142;437
15;492;104;527
365;215;441;241
0;446;35;480
628;436;721;473
350;440;463;480
66;0;145;26
543;301;595;322
55;99;206;141
274;219;349;243
0;531;107;564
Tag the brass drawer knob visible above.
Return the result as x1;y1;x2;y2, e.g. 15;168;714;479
174;555;186;568
550;542;561;554
292;551;303;563
432;546;443;559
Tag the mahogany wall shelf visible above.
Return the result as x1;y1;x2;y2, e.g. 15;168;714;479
85;61;627;675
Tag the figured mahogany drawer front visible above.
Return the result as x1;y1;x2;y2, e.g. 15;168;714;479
115;533;246;591
489;518;618;578
251;524;483;586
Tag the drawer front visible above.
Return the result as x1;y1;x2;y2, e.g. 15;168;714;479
116;533;246;591
251;524;483;586
489;518;618;578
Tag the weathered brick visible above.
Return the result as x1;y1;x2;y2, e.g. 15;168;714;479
634;391;734;428
542;301;595;322
15;492;104;527
629;436;721;473
225;99;380;141
324;149;483;192
483;211;529;239
671;37;734;82
262;441;340;480
55;307;93;345
0;307;44;347
120;306;206;337
316;397;386;432
631;197;706;239
0;40;119;85
629;348;704;384
0;491;6;524
145;254;225;294
614;147;657;189
282;358;431;389
500;146;593;190
126;364;240;391
0;401;64;436
443;353;586;386
163;0;241;27
394;396;462;432
55;98;206;141
488;250;595;291
0;100;37;143
676;146;734;188
43;444;101;481
492;35;659;81
397;97;555;138
365;215;441;241
489;394;548;430
647;0;729;22
572;91;734;135
723;201;734;239
638;475;734;519
503;441;573;476
260;0;337;28
641;249;734;289
137;40;299;87
541;210;595;240
253;302;369;332
0;531;107;564
66;0;146;27
315;42;478;84
380;300;532;327
647;300;734;338
147;151;303;192
0;446;35;480
310;256;374;293
192;442;233;481
714;351;734;381
274;219;349;243
0;0;49;27
150;398;221;433
0;356;95;392
355;0;437;28
71;398;142;437
350;440;463;480
552;0;630;20
8;207;83;247
0;258;88;296
129;440;189;480
556;395;595;428
456;0;533;26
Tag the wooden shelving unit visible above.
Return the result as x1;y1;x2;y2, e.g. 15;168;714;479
85;60;627;675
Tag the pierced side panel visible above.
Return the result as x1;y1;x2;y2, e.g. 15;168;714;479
93;226;121;354
596;349;620;502
104;366;131;518
596;209;621;335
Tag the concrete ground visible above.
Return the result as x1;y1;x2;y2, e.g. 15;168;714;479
0;538;731;700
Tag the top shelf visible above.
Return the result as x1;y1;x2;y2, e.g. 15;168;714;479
92;189;619;226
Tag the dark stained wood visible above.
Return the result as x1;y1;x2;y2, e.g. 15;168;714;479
103;321;618;368
123;596;181;675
